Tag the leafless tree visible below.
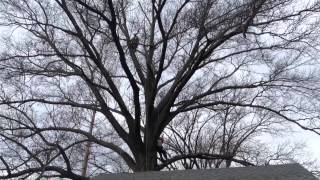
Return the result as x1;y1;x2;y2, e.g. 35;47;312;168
0;0;320;179
164;106;319;171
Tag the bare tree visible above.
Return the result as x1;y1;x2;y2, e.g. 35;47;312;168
164;106;319;171
0;0;320;179
164;106;267;169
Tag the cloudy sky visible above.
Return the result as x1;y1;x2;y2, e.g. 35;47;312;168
0;1;319;176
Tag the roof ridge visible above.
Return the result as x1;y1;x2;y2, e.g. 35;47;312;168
92;163;318;180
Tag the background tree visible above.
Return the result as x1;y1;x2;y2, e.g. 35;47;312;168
164;106;319;170
0;0;320;179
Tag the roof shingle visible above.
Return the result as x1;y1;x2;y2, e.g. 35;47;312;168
91;163;318;180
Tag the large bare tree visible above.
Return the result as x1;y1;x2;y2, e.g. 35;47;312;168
164;106;319;170
0;0;320;179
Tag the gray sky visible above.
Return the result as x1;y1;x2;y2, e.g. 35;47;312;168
296;131;320;161
0;0;319;174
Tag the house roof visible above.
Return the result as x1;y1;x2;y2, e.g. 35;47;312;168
91;163;318;180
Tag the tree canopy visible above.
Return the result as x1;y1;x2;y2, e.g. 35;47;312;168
0;0;320;179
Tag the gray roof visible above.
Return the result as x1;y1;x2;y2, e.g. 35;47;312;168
91;164;318;180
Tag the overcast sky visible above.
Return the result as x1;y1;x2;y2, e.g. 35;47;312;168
0;1;319;172
296;131;320;160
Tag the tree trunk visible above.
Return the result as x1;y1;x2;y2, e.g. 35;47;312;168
143;121;158;171
133;111;158;171
135;150;158;171
81;111;96;176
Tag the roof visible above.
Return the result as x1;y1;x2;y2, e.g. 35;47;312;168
91;163;318;180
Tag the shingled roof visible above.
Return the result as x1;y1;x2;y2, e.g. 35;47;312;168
91;163;318;180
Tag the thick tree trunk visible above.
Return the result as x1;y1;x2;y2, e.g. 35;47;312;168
132;112;159;171
135;151;158;171
142;120;158;171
